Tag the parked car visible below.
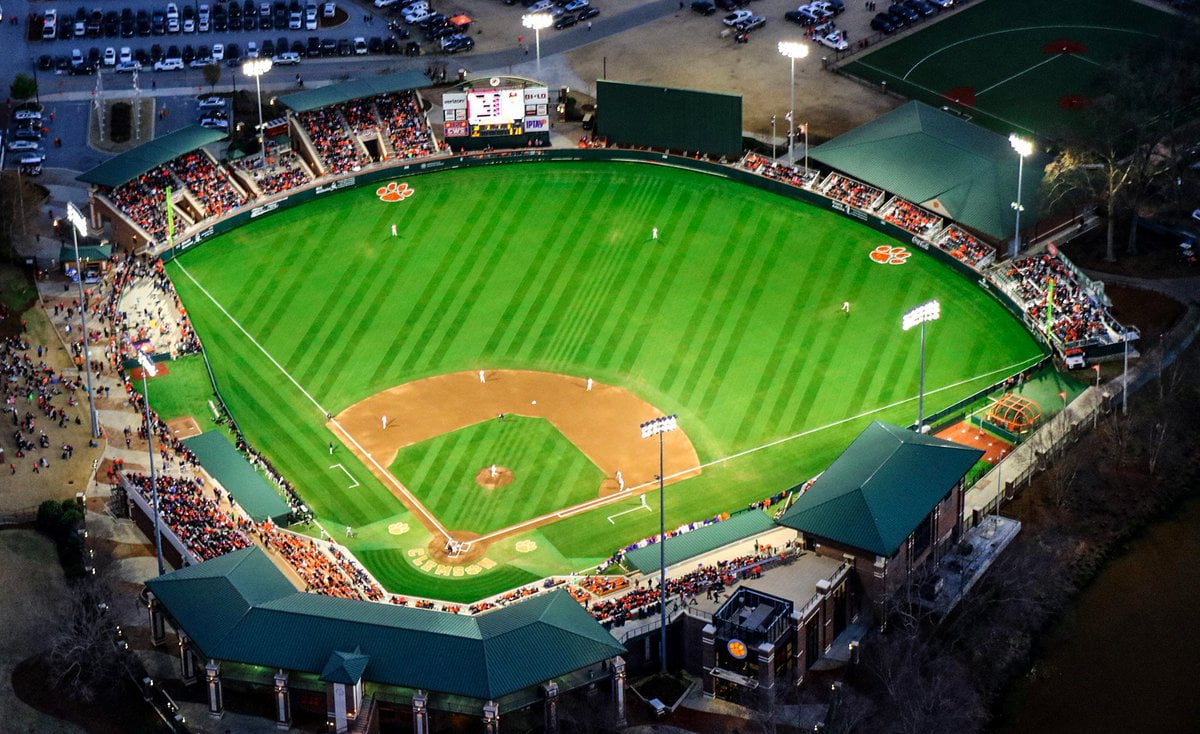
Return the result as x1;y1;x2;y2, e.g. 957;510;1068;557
199;116;230;130
816;29;847;50
563;0;588;11
869;12;894;32
197;96;226;109
211;42;225;60
553;12;577;28
736;14;765;30
102;46;116;65
578;5;600;19
439;34;473;53
154;58;184;70
6;139;41;152
722;9;752;25
323;2;337;17
273;50;301;64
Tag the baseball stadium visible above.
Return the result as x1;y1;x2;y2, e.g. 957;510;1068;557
56;54;1134;728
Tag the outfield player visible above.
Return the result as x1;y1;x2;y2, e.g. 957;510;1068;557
652;227;659;240
391;223;398;237
842;301;851;314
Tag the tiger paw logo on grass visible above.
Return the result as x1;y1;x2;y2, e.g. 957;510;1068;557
869;245;910;265
377;181;415;202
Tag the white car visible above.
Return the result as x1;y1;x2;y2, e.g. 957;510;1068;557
323;2;336;17
373;0;398;7
166;3;179;20
71;48;84;67
119;46;132;63
272;51;301;64
190;56;214;67
6;140;41;152
183;16;194;32
103;47;116;65
115;60;142;73
247;40;259;58
211;43;225;61
526;0;552;11
197;96;226;109
353;36;367;54
14;109;42;121
563;0;588;10
817;29;848;50
154;58;184;71
198;4;210;31
403;6;432;23
288;9;302;28
305;2;317;29
199;117;230;130
722;9;753;26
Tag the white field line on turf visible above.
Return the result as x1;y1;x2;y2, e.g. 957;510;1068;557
975;55;1062;96
329;463;360;488
172;262;453;541
477;352;1046;544
607;494;652;524
901;25;1157;80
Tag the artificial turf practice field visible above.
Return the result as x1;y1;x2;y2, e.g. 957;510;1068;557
842;0;1173;138
160;161;1042;602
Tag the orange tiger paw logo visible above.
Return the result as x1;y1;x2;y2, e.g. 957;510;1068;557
869;245;910;265
376;181;415;202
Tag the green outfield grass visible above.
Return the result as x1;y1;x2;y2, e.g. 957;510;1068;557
134;354;215;422
390;416;604;535
842;0;1173;137
166;161;1043;601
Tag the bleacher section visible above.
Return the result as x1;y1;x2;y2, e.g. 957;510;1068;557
995;253;1125;348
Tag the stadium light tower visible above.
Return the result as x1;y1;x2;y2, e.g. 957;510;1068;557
137;351;166;577
640;413;678;675
522;13;552;78
65;202;100;443
778;41;808;164
902;300;941;432
1008;134;1034;259
242;57;273;158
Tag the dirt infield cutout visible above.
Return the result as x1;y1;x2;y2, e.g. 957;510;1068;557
333;370;701;548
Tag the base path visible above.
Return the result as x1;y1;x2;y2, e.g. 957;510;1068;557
333;370;702;542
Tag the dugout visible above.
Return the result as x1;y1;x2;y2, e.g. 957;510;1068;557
595;80;743;160
811;102;1049;244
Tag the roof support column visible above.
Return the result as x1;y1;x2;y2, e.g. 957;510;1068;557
756;642;776;691
701;625;717;698
412;690;429;734
612;655;627;728
178;632;197;685
205;659;224;718
482;699;500;734
543;680;560;734
147;592;166;647
274;669;292;730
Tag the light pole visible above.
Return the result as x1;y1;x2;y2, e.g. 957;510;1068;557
137;352;166;576
778;41;808;165
640;413;678;675
522;13;552;78
65;203;100;443
902;300;941;432
242;57;273;159
1008;134;1033;259
1122;330;1130;415
770;114;776;160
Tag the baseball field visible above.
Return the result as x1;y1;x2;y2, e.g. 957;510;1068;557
157;161;1043;602
841;0;1173;138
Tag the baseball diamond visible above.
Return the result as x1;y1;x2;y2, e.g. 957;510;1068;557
160;160;1043;602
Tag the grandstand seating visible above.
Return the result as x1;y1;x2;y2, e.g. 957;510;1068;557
168;151;247;218
935;225;994;267
881;197;943;238
1002;253;1119;345
239;150;312;196
821;173;884;211
297;106;369;175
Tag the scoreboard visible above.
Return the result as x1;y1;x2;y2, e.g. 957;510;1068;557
443;83;550;139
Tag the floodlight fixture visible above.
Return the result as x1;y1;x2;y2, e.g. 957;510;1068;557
778;41;808;164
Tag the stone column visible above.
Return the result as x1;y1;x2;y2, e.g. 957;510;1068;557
543;681;559;734
701;624;717;697
147;593;166;647
329;683;349;734
273;669;292;730
756;642;776;691
205;660;224;718
412;690;429;734
482;699;500;734
791;612;805;683
611;656;627;728
178;632;197;685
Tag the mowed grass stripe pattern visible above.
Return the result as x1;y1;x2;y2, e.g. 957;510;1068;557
171;162;1041;595
390;417;604;534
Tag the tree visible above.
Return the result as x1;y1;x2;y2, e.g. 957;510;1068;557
202;63;221;91
9;73;37;101
46;579;128;704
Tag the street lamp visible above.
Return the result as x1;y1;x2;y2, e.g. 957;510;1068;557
137;351;166;577
1008;134;1033;259
778;41;808;164
242;57;273;159
640;413;678;675
902;300;941;432
522;13;552;77
65;202;100;443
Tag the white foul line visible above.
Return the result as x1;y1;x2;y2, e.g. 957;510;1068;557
329;463;360;488
171;261;453;542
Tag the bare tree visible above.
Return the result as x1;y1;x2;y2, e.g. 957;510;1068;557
46;578;127;705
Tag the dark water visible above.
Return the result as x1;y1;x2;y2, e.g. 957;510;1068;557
995;494;1200;734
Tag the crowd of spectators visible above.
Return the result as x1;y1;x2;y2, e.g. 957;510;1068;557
256;521;384;601
935;225;994;267
169;152;247;218
0;334;90;474
107;166;176;242
881;197;943;237
337;99;380;135
298;108;368;175
821;173;884;211
125;473;252;561
373;91;438;160
1005;254;1116;344
595;512;732;573
741;154;819;188
579;575;630;597
242;151;312;196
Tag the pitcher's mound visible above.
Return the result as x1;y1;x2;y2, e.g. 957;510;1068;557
476;466;514;489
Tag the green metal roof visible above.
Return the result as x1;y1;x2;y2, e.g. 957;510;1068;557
777;421;982;556
279;71;432;113
811;102;1047;240
77;126;229;188
322;648;370;684
182;431;291;524
59;243;113;262
624;510;776;574
146;547;624;699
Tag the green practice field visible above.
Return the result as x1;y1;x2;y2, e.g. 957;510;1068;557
842;0;1173;137
162;161;1043;602
389;417;604;535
